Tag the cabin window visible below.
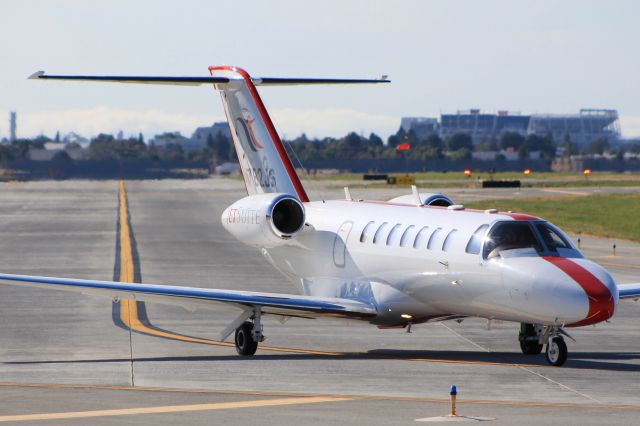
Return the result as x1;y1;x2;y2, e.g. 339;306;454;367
400;225;416;247
427;227;442;250
483;221;542;259
535;223;571;251
442;229;458;251
413;226;430;249
360;221;376;243
373;222;389;244
386;224;403;246
465;224;489;254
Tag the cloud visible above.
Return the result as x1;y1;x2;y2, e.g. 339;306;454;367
7;106;400;141
15;107;221;140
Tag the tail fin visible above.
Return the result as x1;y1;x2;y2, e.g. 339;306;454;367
209;66;308;201
29;66;390;202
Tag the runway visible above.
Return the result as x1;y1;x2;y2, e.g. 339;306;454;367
1;178;640;424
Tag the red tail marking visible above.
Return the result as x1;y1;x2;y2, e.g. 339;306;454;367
209;66;309;203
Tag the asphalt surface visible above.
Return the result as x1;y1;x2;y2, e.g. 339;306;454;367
1;178;640;425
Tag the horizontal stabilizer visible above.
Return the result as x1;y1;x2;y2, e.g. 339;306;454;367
28;71;390;86
28;72;229;86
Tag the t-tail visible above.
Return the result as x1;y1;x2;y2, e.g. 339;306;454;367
208;66;307;201
29;66;390;202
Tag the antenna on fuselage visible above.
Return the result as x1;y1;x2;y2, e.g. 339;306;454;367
344;187;353;201
411;185;422;206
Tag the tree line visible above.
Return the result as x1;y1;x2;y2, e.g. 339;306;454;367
0;128;632;164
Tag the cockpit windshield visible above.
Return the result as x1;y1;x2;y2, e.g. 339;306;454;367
483;221;542;259
535;222;571;251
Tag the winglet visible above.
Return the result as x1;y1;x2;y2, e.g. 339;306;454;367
28;71;45;80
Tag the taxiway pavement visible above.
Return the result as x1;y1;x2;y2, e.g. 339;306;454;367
1;178;639;425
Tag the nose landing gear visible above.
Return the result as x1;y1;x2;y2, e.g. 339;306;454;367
545;336;568;366
518;323;569;366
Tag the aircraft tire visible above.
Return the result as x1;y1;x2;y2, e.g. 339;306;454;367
545;337;567;366
519;323;543;354
235;321;258;356
520;340;543;355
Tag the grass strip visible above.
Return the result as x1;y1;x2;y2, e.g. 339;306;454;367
465;194;640;242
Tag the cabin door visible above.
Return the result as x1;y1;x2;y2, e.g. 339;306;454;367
333;221;353;268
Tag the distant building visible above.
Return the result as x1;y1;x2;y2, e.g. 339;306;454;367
439;110;530;144
400;117;438;139
61;132;90;148
150;132;191;148
190;122;232;148
9;111;16;143
527;109;620;147
27;148;55;161
149;122;231;151
400;108;621;147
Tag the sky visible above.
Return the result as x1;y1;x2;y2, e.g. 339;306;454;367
1;0;639;141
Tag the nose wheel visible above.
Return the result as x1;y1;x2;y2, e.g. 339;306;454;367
545;336;568;366
518;324;569;366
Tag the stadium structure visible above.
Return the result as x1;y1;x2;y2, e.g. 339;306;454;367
402;109;620;146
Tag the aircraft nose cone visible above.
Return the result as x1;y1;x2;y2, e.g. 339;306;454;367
543;256;616;326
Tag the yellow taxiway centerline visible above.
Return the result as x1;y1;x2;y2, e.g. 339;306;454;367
116;181;342;356
0;396;351;422
1;382;639;412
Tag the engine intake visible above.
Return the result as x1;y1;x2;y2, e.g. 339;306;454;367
270;197;305;237
387;192;453;207
222;193;305;248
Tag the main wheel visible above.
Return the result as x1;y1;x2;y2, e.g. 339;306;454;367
545;337;567;366
235;321;258;356
520;340;543;355
519;324;543;355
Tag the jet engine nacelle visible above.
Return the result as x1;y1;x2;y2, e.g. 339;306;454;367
221;193;305;248
388;193;453;207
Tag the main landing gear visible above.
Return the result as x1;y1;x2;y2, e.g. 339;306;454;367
234;310;265;356
519;323;569;366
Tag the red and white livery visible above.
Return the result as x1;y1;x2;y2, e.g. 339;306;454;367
2;66;639;366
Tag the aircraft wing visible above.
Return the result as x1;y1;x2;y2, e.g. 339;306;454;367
0;273;377;319
617;284;640;300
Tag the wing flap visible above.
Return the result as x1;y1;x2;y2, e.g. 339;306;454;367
0;273;377;319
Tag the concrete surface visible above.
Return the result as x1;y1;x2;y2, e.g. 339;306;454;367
1;178;639;425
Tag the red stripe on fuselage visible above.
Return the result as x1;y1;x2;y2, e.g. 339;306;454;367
209;66;309;203
503;212;540;221
543;256;614;327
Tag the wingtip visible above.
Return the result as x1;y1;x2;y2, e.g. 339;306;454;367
28;71;45;80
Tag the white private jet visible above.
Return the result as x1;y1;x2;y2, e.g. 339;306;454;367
1;66;638;367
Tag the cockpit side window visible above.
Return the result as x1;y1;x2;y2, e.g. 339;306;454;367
483;221;542;259
535;223;571;251
466;224;489;254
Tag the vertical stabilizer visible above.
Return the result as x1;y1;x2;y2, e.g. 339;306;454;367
210;66;309;202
